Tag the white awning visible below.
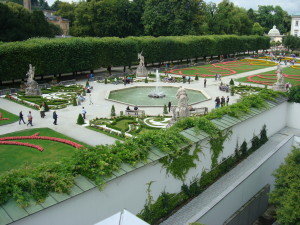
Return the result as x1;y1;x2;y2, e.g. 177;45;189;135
94;209;150;225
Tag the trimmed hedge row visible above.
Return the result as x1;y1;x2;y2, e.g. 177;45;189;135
0;35;270;81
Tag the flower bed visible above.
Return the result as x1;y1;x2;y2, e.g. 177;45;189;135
0;132;83;151
0;141;44;151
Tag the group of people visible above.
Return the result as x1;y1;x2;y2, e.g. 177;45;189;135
215;96;229;108
219;84;230;92
19;110;58;126
215;74;222;81
122;77;133;85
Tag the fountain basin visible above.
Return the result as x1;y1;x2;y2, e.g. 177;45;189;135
106;86;210;107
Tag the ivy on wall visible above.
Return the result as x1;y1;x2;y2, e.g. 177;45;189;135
159;144;202;181
138;124;269;224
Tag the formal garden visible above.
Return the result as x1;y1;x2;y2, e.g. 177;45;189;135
168;59;277;78
235;66;300;86
4;85;85;110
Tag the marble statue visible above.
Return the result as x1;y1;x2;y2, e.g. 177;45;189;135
276;64;284;84
272;63;285;91
136;52;148;77
138;52;145;67
25;64;41;96
176;86;189;118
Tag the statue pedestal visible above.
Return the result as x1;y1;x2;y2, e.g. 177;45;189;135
25;80;41;96
272;82;285;92
136;66;148;77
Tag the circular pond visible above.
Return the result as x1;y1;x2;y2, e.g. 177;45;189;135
107;86;209;106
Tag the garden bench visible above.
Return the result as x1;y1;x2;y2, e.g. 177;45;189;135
126;110;145;116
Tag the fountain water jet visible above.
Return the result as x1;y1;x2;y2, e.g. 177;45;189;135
148;69;166;98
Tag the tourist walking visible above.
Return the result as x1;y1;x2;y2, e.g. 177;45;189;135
188;76;191;84
221;96;225;107
81;107;87;119
226;96;230;106
215;97;220;108
204;78;207;88
39;104;45;118
53;111;58;125
27;111;33;126
114;77;117;85
168;101;172;112
215;74;217;81
89;94;93;105
19;111;25;124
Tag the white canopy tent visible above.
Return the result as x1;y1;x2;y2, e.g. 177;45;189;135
94;209;150;225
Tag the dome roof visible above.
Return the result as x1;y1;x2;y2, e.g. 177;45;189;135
268;25;281;36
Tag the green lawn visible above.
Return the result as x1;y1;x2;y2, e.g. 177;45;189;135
169;60;276;78
235;67;300;86
0;108;19;126
0;128;88;173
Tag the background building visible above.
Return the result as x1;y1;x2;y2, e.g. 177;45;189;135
43;10;70;36
267;25;284;42
291;14;300;37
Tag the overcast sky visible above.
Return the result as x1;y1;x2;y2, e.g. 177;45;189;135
46;0;300;15
205;0;300;14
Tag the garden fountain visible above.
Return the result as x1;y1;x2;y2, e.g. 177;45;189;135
148;70;166;98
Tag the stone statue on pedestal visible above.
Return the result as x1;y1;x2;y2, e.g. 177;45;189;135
272;63;285;91
136;52;148;77
176;86;189;118
25;64;41;96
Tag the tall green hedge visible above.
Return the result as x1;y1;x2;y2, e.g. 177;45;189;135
0;35;270;81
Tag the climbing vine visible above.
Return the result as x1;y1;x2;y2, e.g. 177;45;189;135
159;144;202;181
210;129;232;168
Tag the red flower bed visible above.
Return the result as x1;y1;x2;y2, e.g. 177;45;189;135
0;133;83;151
0;141;44;151
0;118;9;120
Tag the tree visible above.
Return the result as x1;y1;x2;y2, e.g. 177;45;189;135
142;0;207;36
0;2;57;42
269;147;300;225
72;0;143;37
252;22;264;36
283;35;300;51
256;5;291;34
56;2;76;27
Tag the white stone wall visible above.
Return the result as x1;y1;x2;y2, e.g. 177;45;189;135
11;102;290;225
196;136;294;225
287;103;300;129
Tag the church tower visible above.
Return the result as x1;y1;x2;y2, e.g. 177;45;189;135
23;0;31;12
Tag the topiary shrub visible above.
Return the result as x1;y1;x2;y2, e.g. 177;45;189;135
163;104;168;114
86;81;90;87
195;75;199;80
145;77;148;83
240;140;247;156
72;97;77;106
77;113;85;125
260;124;268;145
111;105;116;117
251;135;260;150
229;78;235;86
104;78;108;84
